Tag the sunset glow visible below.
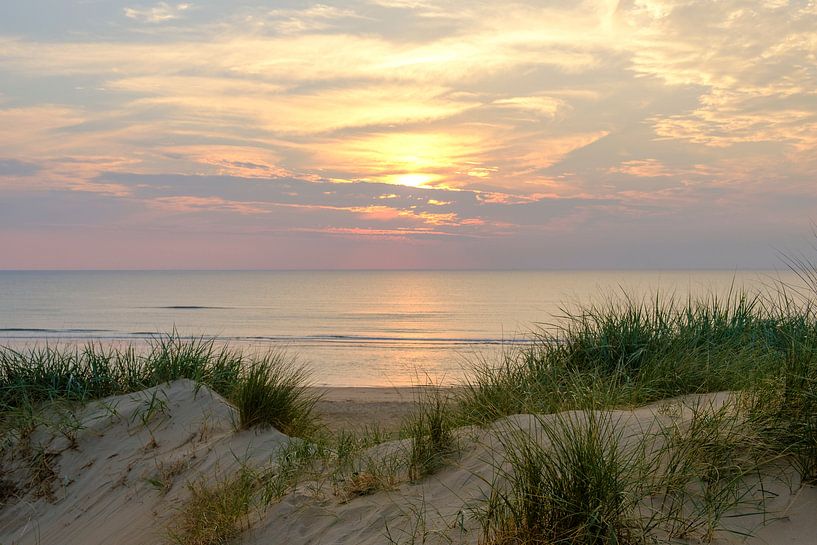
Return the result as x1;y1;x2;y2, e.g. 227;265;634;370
1;1;816;269
388;174;437;188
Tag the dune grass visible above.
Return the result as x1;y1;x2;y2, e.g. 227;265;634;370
479;411;643;545
478;399;775;545
0;334;238;409
456;289;817;425
231;354;319;436
403;385;457;481
650;399;771;542
0;333;319;435
168;465;258;545
459;250;817;544
746;327;817;484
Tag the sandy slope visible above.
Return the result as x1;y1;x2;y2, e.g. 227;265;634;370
245;400;814;545
1;383;815;545
0;380;289;545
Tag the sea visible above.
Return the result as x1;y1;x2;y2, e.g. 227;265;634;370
0;270;797;386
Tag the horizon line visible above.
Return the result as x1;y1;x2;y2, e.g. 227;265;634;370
0;267;789;273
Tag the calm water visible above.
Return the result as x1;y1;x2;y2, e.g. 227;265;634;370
0;270;793;386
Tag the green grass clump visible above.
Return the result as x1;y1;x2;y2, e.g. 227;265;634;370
231;353;319;436
403;386;456;481
144;334;243;396
650;399;770;541
457;290;817;425
227;425;405;505
479;403;772;545
319;425;409;501
746;328;817;483
0;333;319;436
480;412;644;545
169;466;258;545
0;333;241;410
0;343;140;409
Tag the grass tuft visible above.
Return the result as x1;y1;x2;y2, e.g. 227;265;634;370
168;466;258;545
231;353;319;436
480;411;643;545
479;402;772;545
404;386;456;481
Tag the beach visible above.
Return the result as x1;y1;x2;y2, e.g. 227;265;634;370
314;386;422;432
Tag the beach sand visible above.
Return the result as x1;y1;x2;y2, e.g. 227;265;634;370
313;386;422;432
2;381;815;545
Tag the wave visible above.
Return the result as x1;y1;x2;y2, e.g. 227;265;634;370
228;334;534;346
150;306;233;310
0;328;113;334
0;329;534;346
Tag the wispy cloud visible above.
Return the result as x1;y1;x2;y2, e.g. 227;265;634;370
266;4;368;34
124;2;191;23
609;159;673;178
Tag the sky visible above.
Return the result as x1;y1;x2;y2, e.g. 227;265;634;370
1;0;816;269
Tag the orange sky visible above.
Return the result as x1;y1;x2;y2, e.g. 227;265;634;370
1;1;816;269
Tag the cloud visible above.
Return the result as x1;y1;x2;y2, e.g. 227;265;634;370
0;5;602;83
266;4;368;34
493;96;566;118
124;2;191;23
0;106;86;155
119;80;475;135
609;159;672;178
159;145;291;178
620;0;817;151
0;158;40;177
149;195;269;215
74;170;619;242
1;0;816;267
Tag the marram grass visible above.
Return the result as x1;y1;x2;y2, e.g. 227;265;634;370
168;465;258;545
478;400;774;545
231;353;319;436
0;332;319;436
456;289;817;425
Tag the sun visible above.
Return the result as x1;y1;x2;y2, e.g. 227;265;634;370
388;173;438;188
327;132;478;189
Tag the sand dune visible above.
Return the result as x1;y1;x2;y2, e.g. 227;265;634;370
2;381;815;545
0;380;289;545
